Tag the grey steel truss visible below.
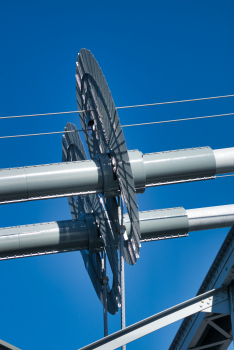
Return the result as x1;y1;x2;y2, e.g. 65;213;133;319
0;339;21;350
169;224;234;350
78;287;229;349
78;224;234;350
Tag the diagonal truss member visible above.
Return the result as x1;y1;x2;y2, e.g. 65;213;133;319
78;287;229;350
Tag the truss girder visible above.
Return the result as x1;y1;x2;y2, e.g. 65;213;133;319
78;288;228;350
170;224;234;350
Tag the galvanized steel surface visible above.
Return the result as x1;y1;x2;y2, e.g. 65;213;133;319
1;205;234;261
187;204;234;231
213;147;234;174
128;150;146;194
143;147;216;186
0;161;102;202
125;208;189;241
0;147;233;205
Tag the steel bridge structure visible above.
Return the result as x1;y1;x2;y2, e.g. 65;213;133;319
0;48;234;350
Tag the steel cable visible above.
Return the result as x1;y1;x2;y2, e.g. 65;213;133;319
0;112;234;139
0;93;234;120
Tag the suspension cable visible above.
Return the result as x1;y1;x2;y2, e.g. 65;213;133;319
0;93;233;120
0;111;233;139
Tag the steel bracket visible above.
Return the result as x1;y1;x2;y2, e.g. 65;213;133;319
97;154;119;197
85;214;103;253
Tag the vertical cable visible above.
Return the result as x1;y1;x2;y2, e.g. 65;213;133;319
118;196;126;350
101;251;108;337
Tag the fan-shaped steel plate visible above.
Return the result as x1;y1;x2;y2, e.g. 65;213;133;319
76;49;140;264
62;122;120;314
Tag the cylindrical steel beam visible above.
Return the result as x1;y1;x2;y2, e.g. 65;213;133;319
187;204;234;231
133;207;189;241
142;147;234;187
0;147;233;204
143;147;216;186
0;161;104;202
213;148;234;174
0;219;92;259
0;205;234;260
124;204;234;241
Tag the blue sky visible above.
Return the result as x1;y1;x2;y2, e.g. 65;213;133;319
0;1;234;349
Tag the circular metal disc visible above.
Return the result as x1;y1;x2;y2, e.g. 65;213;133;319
62;122;120;314
76;49;141;265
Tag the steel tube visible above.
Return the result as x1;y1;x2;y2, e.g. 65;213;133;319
213;148;234;174
187;204;234;231
0;220;90;259
0;160;103;202
125;205;234;241
0;147;234;203
124;208;189;241
1;204;234;260
143;147;216;186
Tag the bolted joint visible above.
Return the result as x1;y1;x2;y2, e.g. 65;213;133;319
111;157;117;173
128;150;146;194
97;154;119;197
119;225;126;235
100;276;109;286
85;214;103;253
119;225;128;241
